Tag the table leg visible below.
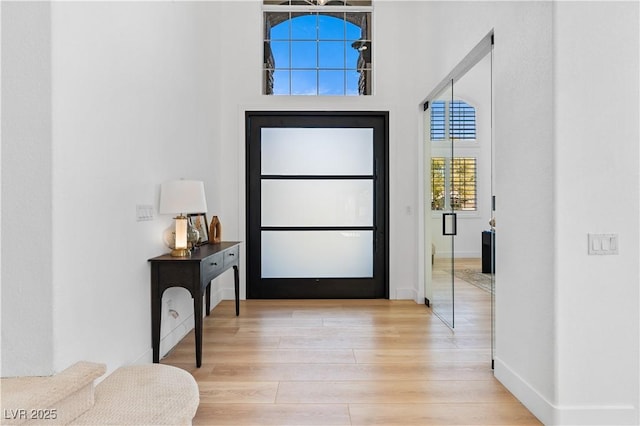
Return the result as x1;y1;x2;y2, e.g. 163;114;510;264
151;268;161;363
234;265;240;316
193;291;203;368
205;282;211;316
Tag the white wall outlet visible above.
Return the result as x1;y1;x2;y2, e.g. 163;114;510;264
166;299;179;319
588;233;619;255
136;204;154;221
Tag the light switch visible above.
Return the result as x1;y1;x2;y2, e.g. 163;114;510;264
136;205;155;221
588;233;619;255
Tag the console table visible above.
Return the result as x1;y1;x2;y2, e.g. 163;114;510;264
149;241;241;367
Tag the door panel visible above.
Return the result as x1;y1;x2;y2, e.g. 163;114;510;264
261;230;373;278
261;127;373;175
423;32;494;366
430;82;455;328
261;180;373;227
246;112;388;299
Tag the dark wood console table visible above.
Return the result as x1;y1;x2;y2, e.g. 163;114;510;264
149;241;241;367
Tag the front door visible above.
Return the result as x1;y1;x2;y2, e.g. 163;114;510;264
246;111;388;299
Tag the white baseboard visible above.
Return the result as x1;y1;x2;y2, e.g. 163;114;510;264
159;314;194;358
494;357;638;425
218;287;237;302
159;285;226;358
394;288;418;301
493;357;554;424
554;404;638;426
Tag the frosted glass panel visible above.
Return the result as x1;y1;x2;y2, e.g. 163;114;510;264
262;180;373;227
262;231;373;278
261;128;373;175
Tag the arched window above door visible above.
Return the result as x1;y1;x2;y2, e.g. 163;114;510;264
263;1;372;95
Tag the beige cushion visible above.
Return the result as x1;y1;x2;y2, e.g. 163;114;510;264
1;362;106;425
71;364;199;426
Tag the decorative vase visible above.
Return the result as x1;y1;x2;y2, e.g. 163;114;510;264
209;216;222;244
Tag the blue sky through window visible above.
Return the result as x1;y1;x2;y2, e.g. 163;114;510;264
268;14;363;95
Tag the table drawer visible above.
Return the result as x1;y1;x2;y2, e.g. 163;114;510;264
156;263;194;288
202;253;224;281
223;246;239;267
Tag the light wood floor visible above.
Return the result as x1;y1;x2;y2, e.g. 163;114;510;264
162;264;540;425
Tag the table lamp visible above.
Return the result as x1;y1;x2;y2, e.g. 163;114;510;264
159;180;208;257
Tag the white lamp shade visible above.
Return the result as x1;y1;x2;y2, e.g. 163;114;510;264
159;180;208;214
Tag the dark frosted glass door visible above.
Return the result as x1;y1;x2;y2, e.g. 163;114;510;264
246;112;388;299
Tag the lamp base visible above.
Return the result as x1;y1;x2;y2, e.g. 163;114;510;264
170;248;190;257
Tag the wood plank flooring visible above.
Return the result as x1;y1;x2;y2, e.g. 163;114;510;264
162;266;540;425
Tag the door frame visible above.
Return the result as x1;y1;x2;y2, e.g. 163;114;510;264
245;111;389;299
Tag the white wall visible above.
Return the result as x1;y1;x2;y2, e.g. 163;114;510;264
50;1;224;372
1;1;54;377
553;2;639;424
1;1;223;376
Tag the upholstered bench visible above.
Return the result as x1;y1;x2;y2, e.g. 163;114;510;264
71;363;199;426
1;362;106;425
2;362;199;426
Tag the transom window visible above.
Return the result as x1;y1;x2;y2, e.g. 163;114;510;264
263;1;372;96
